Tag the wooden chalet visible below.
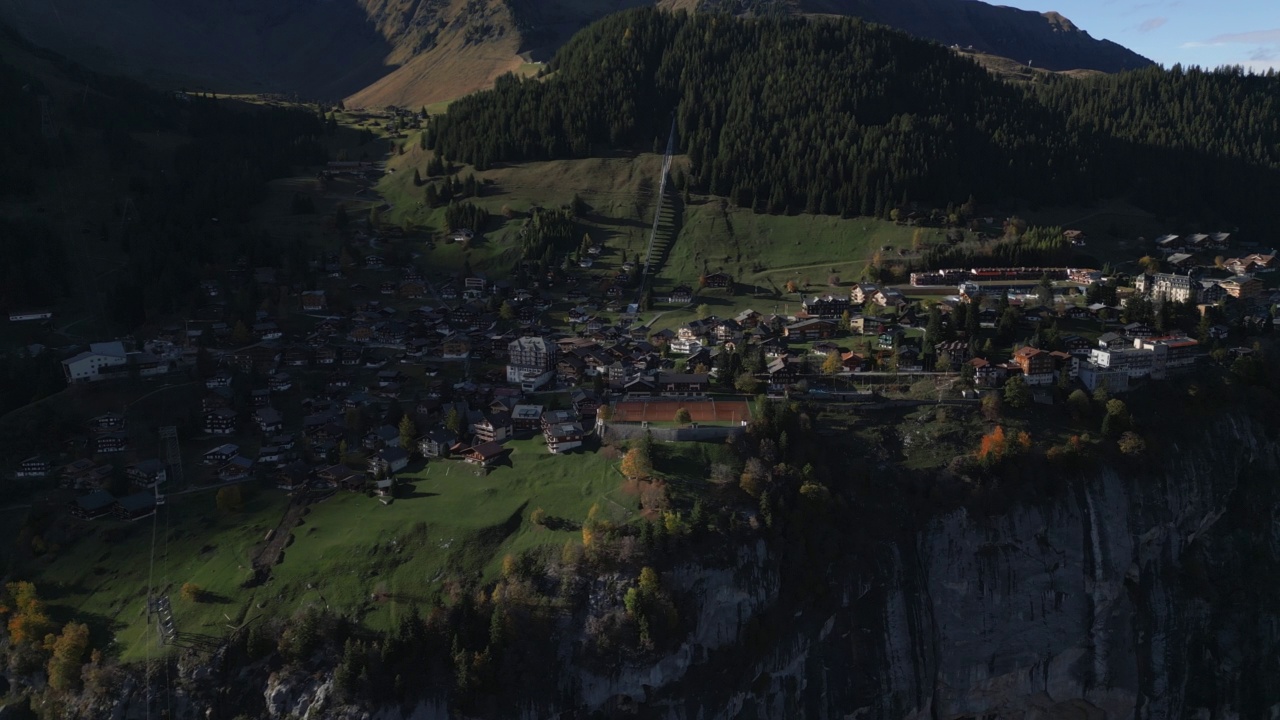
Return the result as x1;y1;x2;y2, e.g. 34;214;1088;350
465;441;506;467
70;490;116;520
113;492;157;521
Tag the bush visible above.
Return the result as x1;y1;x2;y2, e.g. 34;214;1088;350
216;485;244;512
180;582;205;603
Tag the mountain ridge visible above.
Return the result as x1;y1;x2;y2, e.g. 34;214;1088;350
0;0;1151;108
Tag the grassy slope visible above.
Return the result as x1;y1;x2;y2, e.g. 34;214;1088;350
379;133;927;289
30;436;727;658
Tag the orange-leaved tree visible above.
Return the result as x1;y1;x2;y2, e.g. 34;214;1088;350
3;581;53;646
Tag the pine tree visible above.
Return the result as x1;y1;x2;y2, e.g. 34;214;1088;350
399;415;417;451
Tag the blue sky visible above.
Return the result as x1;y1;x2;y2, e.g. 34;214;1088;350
992;1;1280;72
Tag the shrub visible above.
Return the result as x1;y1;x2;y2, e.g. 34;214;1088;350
180;583;205;603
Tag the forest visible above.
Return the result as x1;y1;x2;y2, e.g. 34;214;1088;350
426;9;1280;229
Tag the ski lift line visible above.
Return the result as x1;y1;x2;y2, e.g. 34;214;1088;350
639;115;678;298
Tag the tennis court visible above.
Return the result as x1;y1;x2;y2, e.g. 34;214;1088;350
611;398;753;425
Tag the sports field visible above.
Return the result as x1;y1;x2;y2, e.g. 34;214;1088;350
611;398;753;426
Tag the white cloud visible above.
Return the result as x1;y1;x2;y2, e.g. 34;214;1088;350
1187;28;1280;47
1136;17;1167;33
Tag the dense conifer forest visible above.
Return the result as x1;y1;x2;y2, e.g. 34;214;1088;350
427;9;1280;228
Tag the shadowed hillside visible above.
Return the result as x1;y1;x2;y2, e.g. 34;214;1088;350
1;0;1149;109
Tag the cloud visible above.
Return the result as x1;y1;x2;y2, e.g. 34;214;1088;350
1190;28;1280;47
1250;48;1278;62
1136;17;1167;33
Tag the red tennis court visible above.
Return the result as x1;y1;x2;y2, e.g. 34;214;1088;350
611;398;753;425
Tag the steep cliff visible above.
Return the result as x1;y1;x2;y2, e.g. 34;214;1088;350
672;414;1280;719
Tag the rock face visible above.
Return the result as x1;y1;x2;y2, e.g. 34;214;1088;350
683;414;1280;719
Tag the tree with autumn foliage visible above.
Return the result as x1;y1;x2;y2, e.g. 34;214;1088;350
46;621;91;691
976;425;1031;467
620;446;653;480
2;581;53;647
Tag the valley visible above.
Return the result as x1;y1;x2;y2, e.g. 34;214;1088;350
0;3;1278;720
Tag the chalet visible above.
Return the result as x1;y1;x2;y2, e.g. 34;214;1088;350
300;290;327;311
318;464;365;491
570;388;600;418
16;456;51;479
784;318;837;341
203;444;239;467
364;425;400;451
90;412;126;432
669;337;702;355
1062;335;1093;355
377;369;405;387
349;325;374;343
734;309;762;328
94;432;128;455
473;413;512;444
1220;275;1263;300
840;351;868;372
969;358;1003;388
219;455;256;482
365;254;385;269
1096;332;1125;349
283;348;310;367
441;336;471;359
417;429;457;458
112;491;156;521
896;347;924;373
269;372;293;392
275;461;311;492
655;371;709;397
557;354;588;384
934;340;970;365
766;357;799;387
714;319;743;342
465;441;506;467
544;420;585;454
1013;346;1056;386
254;322;283;341
667;285;694;304
205;370;233;389
369;447;410;477
70;491;116;520
850;284;879;304
375;322;408;345
878;328;906;349
511;404;545;431
258;445;291;466
802;295;850;319
1122;323;1155;339
1154;234;1184;253
255;407;285;434
704;272;732;289
59;459;97;486
126;459;167;489
872;288;906;308
1061;305;1091;321
374;478;395;497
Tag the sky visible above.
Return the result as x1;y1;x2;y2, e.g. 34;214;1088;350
991;0;1280;72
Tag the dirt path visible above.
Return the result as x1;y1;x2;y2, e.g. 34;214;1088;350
247;493;316;584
